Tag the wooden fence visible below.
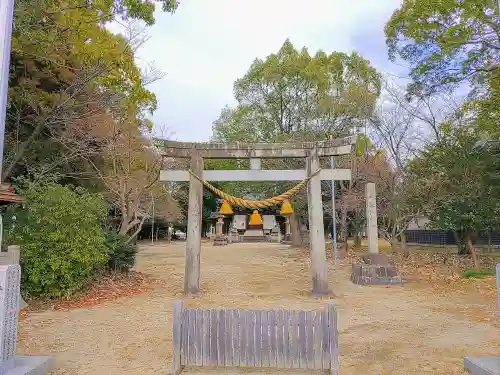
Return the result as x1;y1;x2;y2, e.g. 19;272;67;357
168;301;339;375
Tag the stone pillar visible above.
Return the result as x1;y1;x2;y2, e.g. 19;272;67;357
6;246;26;310
0;264;20;363
0;264;52;374
167;226;172;243
365;183;379;254
306;148;329;295
285;217;291;240
184;151;203;295
6;246;19;265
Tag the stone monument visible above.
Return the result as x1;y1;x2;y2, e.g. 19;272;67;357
270;225;281;243
0;265;53;374
350;183;402;286
365;183;379;254
227;227;240;244
0;246;27;309
350;253;403;285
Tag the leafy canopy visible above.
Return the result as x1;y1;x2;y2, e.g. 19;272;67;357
385;0;500;96
403;127;500;234
213;39;381;143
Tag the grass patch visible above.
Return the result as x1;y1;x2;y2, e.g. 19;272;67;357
461;269;496;279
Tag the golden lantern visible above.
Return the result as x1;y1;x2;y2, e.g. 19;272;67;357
280;199;293;215
219;200;233;215
249;210;263;225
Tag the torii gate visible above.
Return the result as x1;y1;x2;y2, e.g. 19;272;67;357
160;137;354;296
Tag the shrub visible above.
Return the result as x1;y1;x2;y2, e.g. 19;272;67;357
4;181;108;298
104;232;137;272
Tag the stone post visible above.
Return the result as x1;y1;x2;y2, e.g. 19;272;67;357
365;183;379;254
285;217;291;241
0;264;20;363
167;226;172;243
6;246;26;309
6;246;19;265
306;148;329;295
184;151;203;295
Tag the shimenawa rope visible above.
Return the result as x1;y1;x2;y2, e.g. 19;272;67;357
187;169;321;209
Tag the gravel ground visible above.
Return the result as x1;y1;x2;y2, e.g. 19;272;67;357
17;241;500;375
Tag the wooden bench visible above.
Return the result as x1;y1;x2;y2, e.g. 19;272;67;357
168;301;340;375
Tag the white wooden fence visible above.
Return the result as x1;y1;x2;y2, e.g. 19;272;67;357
169;301;339;375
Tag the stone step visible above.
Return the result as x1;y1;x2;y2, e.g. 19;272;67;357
464;356;500;375
241;236;268;243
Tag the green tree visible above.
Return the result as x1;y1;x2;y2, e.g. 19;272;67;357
5;0;179;181
213;39;381;143
211;40;381;224
403;127;500;266
385;0;500;96
4;181;108;297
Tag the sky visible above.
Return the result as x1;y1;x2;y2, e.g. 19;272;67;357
113;0;406;142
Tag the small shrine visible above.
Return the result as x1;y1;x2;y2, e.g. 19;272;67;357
242;210;266;242
207;198;294;244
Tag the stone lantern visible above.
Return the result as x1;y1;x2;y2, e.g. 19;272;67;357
213;200;232;246
280;199;293;241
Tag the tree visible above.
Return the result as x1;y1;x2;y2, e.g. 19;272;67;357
334;136;394;249
210;40;382;237
71;108;182;241
4;0;178;181
213;39;381;143
368;80;465;253
404;127;500;267
385;0;500;96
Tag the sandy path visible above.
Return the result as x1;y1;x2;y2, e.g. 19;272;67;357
17;241;500;375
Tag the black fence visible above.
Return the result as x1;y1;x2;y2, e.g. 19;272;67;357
404;230;500;246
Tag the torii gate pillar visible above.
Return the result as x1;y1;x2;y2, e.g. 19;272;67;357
307;148;329;294
184;151;203;295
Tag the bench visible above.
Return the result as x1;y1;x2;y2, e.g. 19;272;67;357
168;301;340;375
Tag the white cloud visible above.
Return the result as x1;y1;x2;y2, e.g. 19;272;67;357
113;0;401;141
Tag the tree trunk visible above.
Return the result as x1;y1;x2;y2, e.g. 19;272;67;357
454;231;469;255
353;233;362;248
390;237;398;253
290;210;301;247
340;205;348;252
487;229;493;253
401;231;409;259
466;234;479;269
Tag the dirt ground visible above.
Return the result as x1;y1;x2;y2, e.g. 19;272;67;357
17;241;500;375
